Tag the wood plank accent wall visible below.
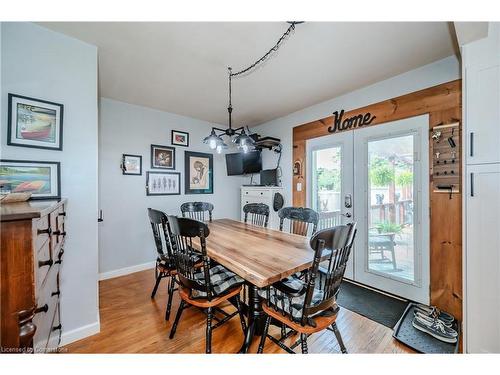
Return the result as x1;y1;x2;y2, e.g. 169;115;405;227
292;79;462;323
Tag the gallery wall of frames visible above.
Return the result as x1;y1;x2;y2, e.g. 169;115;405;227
121;134;214;196
97;97;245;277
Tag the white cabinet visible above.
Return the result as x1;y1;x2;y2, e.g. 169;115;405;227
465;164;500;353
465;62;500;165
240;186;285;230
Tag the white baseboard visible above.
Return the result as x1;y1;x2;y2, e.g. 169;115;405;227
99;261;155;281
60;321;100;346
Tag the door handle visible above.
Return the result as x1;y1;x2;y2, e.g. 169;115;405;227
344;194;352;208
341;212;352;218
470;173;474;197
470;132;474;157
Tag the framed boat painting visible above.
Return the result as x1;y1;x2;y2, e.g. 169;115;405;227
184;151;213;194
7;94;64;150
0;160;61;200
146;171;181;196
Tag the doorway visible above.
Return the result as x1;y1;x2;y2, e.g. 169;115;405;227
307;115;429;303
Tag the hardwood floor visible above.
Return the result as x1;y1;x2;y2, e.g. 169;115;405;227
63;269;414;353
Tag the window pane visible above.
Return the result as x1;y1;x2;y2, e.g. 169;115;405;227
312;147;342;229
367;135;415;282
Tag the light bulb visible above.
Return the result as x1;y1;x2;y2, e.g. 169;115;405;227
242;144;249;153
208;139;217;150
216;144;222;153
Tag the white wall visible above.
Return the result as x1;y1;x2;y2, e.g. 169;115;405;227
1;23;99;345
98;98;246;277
252;55;461;203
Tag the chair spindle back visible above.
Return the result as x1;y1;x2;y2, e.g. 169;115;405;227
278;207;319;236
167;216;214;300
180;202;214;222
147;208;175;267
266;223;357;326
243;203;270;228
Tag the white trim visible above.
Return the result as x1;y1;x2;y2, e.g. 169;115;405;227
60;321;100;346
99;261;156;281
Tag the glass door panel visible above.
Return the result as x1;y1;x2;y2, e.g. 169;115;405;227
353;115;429;304
367;135;415;282
307;131;354;279
311;146;343;229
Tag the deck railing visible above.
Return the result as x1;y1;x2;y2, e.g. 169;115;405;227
317;199;413;230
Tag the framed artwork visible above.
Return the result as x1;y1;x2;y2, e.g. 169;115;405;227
146;171;181;196
171;130;189;147
184;151;213;194
0;160;61;200
151;144;175;169
122;154;142;175
7;94;64;150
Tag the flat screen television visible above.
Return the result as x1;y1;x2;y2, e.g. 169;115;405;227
225;151;262;176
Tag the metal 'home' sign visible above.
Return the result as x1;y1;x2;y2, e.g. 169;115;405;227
328;109;376;133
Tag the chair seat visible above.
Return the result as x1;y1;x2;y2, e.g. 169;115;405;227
258;278;325;321
262;302;339;334
179;285;242;308
190;264;244;299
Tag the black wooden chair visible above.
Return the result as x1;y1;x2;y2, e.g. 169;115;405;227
180;202;214;222
243;203;270;228
147;208;179;321
257;223;357;354
278;206;319;237
167;216;247;353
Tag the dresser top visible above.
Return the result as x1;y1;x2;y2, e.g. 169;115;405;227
0;199;66;222
240;185;284;190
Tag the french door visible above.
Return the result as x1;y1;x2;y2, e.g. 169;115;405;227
307;115;429;303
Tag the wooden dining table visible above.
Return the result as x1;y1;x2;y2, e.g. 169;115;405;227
205;218;325;353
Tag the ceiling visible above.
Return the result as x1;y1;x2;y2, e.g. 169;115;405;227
39;22;458;127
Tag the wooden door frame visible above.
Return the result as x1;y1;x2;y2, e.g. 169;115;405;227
292;79;463;323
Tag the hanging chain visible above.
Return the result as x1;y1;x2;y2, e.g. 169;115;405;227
224;22;302;131
230;21;302;77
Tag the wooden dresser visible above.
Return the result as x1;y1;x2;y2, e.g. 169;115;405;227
1;199;67;353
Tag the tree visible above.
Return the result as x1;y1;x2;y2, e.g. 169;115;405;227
369;158;394;187
396;170;413;187
317;168;340;191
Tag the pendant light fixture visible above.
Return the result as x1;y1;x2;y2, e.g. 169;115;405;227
203;21;303;153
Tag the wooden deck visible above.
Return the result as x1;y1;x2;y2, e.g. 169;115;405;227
63;269;414;354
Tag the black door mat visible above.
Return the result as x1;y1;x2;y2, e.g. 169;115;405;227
393;303;459;353
337;281;409;328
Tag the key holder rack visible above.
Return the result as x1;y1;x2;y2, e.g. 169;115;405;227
431;122;460;196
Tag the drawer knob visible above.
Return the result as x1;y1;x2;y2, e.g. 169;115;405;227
18;308;37;349
59;212;66;217
52;324;62;331
34;304;48;314
51;290;61;297
37;227;52;235
38;259;53;268
53;230;66;237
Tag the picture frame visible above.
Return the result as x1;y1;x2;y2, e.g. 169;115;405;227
146;171;181;196
151;144;175;169
122;154;142;175
0;159;61;200
7;93;64;151
171;130;189;147
184;151;213;194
